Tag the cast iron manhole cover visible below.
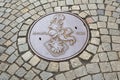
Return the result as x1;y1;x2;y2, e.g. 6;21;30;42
28;12;89;61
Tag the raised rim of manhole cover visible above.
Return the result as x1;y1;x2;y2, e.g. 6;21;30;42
28;12;89;61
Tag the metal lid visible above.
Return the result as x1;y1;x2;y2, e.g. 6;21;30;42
28;12;89;61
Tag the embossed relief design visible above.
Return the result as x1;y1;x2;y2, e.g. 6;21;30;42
39;14;76;57
28;12;89;61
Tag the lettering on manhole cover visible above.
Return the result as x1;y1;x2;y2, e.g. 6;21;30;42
28;12;89;61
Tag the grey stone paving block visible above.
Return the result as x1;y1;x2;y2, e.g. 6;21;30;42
47;62;59;72
107;22;118;29
99;52;108;61
32;68;41;74
74;66;87;77
15;67;27;77
10;34;17;42
0;46;6;54
99;62;112;72
100;28;108;34
70;57;82;68
117;72;120;80
10;76;19;80
24;70;36;80
7;54;17;63
0;38;6;45
55;73;66;80
5;46;15;55
102;43;111;51
0;24;5;30
91;54;99;62
90;38;100;45
23;63;32;70
22;51;33;61
40;71;53;80
79;51;92;60
0;31;5;38
80;4;88;10
0;53;8;61
101;35;111;43
11;27;19;33
88;4;97;9
36;60;49;70
16;57;24;66
64;70;76;80
19;43;28;52
110;61;120;71
112;43;120;51
112;12;119;18
0;63;9;71
29;55;40;66
86;63;100;74
107;52;118;60
109;29;120;36
33;76;41;80
81;75;92;80
7;63;19;75
4;31;13;39
91;30;100;37
0;72;10;80
60;62;70;71
66;0;74;5
74;0;82;4
19;31;27;36
86;44;98;54
104;73;118;80
92;73;104;80
112;36;120;43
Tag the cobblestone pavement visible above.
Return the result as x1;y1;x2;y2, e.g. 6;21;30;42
0;0;120;80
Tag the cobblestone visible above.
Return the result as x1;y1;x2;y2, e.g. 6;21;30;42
15;67;27;77
64;70;76;80
0;46;6;54
104;73;118;80
47;62;59;72
22;51;33;61
86;63;100;74
23;63;32;70
107;52;118;60
74;66;87;77
79;51;92;60
99;52;108;61
40;71;53;80
86;44;98;54
0;72;10;80
92;73;104;80
29;55;40;66
60;62;70;71
70;57;82;68
112;43;120;51
7;54;17;63
7;63;19;75
36;60;49;70
99;62;112;72
0;0;120;80
110;61;120;71
55;73;66;80
24;70;36;80
5;46;15;55
81;75;92;80
0;63;9;71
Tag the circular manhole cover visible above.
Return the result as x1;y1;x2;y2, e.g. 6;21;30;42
28;12;89;61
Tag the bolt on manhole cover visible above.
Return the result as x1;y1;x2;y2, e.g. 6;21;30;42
28;12;89;61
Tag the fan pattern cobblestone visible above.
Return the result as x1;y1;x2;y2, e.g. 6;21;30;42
0;0;120;80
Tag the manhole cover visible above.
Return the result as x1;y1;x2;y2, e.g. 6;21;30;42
28;12;89;61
